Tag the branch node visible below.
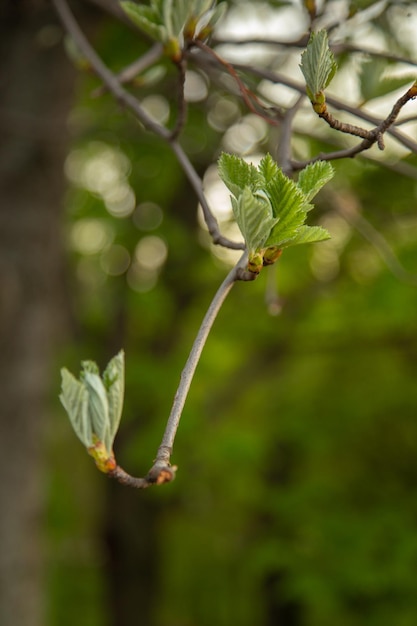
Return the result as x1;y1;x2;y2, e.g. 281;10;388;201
146;461;177;485
236;267;258;282
377;133;385;150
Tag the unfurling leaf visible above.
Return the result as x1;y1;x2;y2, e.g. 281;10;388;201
103;351;125;447
60;351;125;467
300;30;337;101
60;370;91;447
121;0;226;57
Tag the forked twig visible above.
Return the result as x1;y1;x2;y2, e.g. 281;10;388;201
191;39;280;126
53;0;242;251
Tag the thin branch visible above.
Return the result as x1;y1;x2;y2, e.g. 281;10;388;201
232;63;417;155
192;50;417;157
395;114;417;126
317;106;374;140
212;35;309;48
276;94;304;173
291;141;371;169
332;42;417;68
378;83;417;135
53;0;171;139
53;0;242;250
108;253;255;488
290;128;417;180
169;57;188;140
191;40;280;126
170;141;245;250
212;37;417;69
92;43;164;97
314;83;417;150
156;252;252;464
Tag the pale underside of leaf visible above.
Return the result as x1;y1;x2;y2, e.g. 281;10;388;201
103;350;125;448
232;187;277;254
60;369;92;447
83;372;111;452
163;0;191;38
300;30;337;96
197;2;227;35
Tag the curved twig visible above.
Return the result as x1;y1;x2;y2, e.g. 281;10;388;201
155;252;252;465
108;253;254;488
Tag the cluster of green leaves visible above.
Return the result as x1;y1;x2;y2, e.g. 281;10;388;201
300;29;337;111
218;153;334;274
121;0;226;59
60;351;124;472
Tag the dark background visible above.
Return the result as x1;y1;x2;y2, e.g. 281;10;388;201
1;1;417;625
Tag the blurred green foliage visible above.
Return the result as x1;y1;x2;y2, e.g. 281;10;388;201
49;3;417;626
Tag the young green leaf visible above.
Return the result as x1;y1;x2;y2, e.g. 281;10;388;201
163;0;191;39
83;372;111;452
60;369;92;447
257;153;280;187
195;2;227;37
263;164;307;222
300;30;337;99
218;152;333;272
103;350;125;447
296;161;334;205
289;224;330;246
218;152;260;198
60;352;125;458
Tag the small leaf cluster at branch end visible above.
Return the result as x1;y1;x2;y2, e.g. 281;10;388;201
59;351;125;473
121;0;227;61
218;153;333;274
300;29;337;112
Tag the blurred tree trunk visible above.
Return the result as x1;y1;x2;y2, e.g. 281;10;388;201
0;2;75;624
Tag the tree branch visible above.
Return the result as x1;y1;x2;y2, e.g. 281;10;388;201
190;41;280;126
108;253;254;488
53;0;243;250
53;0;171;139
170;141;245;250
169;57;188;140
232;63;417;155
